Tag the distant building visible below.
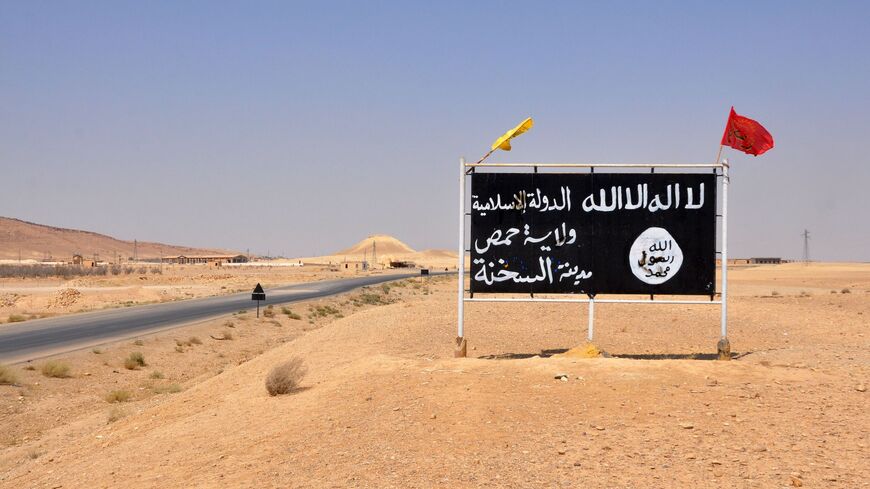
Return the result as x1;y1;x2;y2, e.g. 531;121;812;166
749;257;782;264
340;260;368;273
161;254;248;265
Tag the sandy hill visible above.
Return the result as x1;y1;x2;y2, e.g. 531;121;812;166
296;234;456;269
337;234;416;256
0;216;234;261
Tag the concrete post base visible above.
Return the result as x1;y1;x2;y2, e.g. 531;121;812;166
717;337;731;361
454;336;467;358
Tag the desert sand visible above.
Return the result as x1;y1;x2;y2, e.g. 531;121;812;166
0;263;867;488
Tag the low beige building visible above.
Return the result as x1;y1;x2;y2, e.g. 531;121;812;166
161;254;248;265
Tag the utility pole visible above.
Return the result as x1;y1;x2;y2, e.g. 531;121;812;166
372;240;377;269
802;229;810;264
134;239;138;262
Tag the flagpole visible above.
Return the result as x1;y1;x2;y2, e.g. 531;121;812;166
718;156;730;360
476;148;496;165
714;144;724;166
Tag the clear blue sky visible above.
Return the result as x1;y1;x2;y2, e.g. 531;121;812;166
2;1;868;260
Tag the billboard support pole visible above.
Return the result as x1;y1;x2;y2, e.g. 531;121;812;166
587;297;595;342
717;158;731;360
456;157;467;358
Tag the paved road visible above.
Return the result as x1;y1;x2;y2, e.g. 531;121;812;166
0;273;419;364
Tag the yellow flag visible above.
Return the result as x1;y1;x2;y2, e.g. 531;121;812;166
491;117;534;152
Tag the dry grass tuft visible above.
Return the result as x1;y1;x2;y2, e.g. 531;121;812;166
0;364;19;385
189;336;202;345
281;307;302;320
124;352;146;370
7;314;27;323
105;390;132;403
149;371;164;379
107;406;127;423
841;288;851;294
152;383;182;394
265;357;307;396
211;330;234;341
41;361;72;378
132;339;144;346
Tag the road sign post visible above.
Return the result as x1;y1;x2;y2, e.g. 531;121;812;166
252;283;266;318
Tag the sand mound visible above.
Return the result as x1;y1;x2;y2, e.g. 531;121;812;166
337;234;416;256
417;249;456;258
555;342;601;358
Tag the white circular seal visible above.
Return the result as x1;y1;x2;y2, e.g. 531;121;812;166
629;227;683;285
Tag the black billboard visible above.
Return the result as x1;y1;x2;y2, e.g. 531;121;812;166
470;172;717;295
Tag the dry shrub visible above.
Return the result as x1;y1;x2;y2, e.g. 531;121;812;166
189;336;202;345
41;361;71;378
105;390;132;403
0;264;108;279
265;357;307;396
0;364;18;385
841;288;851;294
132;339;144;346
124;352;146;370
7;314;27;323
149;371;164;379
263;305;275;318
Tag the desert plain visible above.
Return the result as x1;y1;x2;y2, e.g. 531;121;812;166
0;260;866;488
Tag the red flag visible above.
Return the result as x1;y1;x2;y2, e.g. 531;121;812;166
720;107;774;156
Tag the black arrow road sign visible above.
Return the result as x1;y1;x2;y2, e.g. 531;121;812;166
252;283;266;317
252;283;266;301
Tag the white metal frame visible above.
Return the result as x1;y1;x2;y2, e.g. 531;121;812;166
457;158;729;345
